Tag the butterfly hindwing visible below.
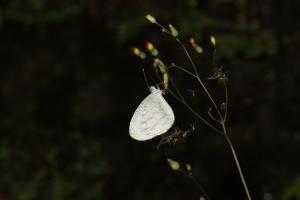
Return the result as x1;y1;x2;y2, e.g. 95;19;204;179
129;87;175;141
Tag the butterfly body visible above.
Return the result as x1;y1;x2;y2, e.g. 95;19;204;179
129;86;175;141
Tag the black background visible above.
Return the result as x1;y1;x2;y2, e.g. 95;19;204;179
0;0;300;199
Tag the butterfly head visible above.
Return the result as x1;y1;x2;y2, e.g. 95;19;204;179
149;86;163;94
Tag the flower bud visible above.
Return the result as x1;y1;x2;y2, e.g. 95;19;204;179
210;35;216;46
167;159;180;171
145;14;157;23
163;73;169;89
131;47;146;59
146;41;159;56
169;24;179;37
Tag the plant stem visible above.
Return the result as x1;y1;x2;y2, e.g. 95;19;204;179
223;81;228;122
175;38;223;121
179;170;210;200
175;38;200;78
167;89;223;134
222;123;252;200
152;21;252;199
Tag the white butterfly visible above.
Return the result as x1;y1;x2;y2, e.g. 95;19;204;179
129;86;175;141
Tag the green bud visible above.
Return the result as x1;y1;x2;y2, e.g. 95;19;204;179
153;58;167;74
139;52;146;59
163;73;169;89
145;14;157;23
169;24;179;37
167;159;180;171
186;163;192;171
210;36;216;46
195;45;203;53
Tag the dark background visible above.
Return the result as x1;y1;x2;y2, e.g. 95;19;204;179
0;0;300;199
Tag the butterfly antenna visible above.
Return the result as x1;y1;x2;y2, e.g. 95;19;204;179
142;68;150;89
155;82;164;88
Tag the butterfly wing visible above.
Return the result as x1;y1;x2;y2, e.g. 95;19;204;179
129;92;175;141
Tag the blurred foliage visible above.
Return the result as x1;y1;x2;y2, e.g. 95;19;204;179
0;136;110;200
284;176;300;200
179;14;277;58
1;0;81;27
0;0;299;199
108;16;148;46
109;0;280;59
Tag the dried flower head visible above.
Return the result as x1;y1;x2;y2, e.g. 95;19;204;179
157;128;192;147
208;67;228;83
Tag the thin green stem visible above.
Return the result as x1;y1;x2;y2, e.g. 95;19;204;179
175;38;200;78
169;76;186;104
223;81;228;122
179;169;210;200
175;38;223;121
151;21;252;199
153;68;221;133
153;66;186;105
197;76;223;120
153;22;222;120
155;23;171;35
169;64;198;79
156;146;210;200
222;124;252;200
167;89;223;135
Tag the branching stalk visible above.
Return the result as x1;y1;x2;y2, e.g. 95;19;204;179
167;88;223;135
175;38;223;121
173;37;252;200
149;19;253;200
222;123;252;200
